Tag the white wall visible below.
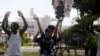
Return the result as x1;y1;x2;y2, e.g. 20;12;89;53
16;16;51;38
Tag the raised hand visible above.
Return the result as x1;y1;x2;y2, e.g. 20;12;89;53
18;10;23;17
33;14;44;34
4;11;10;18
33;14;38;20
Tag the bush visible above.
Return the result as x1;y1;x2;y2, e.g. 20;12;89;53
22;34;32;46
24;38;32;43
23;43;32;46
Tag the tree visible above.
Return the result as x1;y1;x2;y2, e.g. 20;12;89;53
73;0;100;16
62;25;85;47
76;15;98;56
62;18;98;56
73;0;100;56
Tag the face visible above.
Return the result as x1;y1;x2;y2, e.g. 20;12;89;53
45;31;52;38
11;23;19;32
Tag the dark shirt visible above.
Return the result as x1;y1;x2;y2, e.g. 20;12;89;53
34;34;60;54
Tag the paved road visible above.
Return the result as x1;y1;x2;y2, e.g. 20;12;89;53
4;46;85;56
22;46;40;52
4;46;40;56
22;46;85;53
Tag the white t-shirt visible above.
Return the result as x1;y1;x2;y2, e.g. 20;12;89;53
8;31;22;56
94;30;100;56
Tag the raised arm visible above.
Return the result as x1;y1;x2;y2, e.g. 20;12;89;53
57;29;62;41
53;18;63;36
34;16;44;35
33;30;40;42
1;11;10;36
18;10;28;35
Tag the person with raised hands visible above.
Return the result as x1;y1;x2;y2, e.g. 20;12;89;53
33;16;62;56
1;11;28;56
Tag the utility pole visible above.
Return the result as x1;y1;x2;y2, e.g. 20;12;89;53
52;0;74;56
52;0;65;56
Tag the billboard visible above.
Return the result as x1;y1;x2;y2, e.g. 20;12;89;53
52;0;74;17
64;0;74;17
52;0;61;10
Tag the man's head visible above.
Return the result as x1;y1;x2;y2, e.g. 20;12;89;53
11;22;19;32
44;25;55;38
45;28;53;38
47;25;55;31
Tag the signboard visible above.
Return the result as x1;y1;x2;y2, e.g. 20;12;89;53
52;0;60;10
52;0;74;17
64;0;74;17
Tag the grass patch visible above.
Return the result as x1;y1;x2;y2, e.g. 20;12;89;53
22;43;32;46
23;52;39;56
22;52;84;56
3;50;84;56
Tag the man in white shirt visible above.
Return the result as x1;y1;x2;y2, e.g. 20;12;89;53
1;11;28;56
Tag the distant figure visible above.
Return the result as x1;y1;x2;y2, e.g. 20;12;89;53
1;11;28;56
94;30;100;56
33;16;62;56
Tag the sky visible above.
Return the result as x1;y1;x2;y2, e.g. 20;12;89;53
0;0;78;26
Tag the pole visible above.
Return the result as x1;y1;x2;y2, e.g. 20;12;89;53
58;17;63;56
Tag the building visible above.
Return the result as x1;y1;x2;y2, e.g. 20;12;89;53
0;15;68;39
16;15;51;39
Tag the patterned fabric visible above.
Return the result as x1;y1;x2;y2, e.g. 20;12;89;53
35;34;60;56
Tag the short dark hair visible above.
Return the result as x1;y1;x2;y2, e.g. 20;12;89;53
45;28;53;32
47;25;55;31
11;22;19;28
